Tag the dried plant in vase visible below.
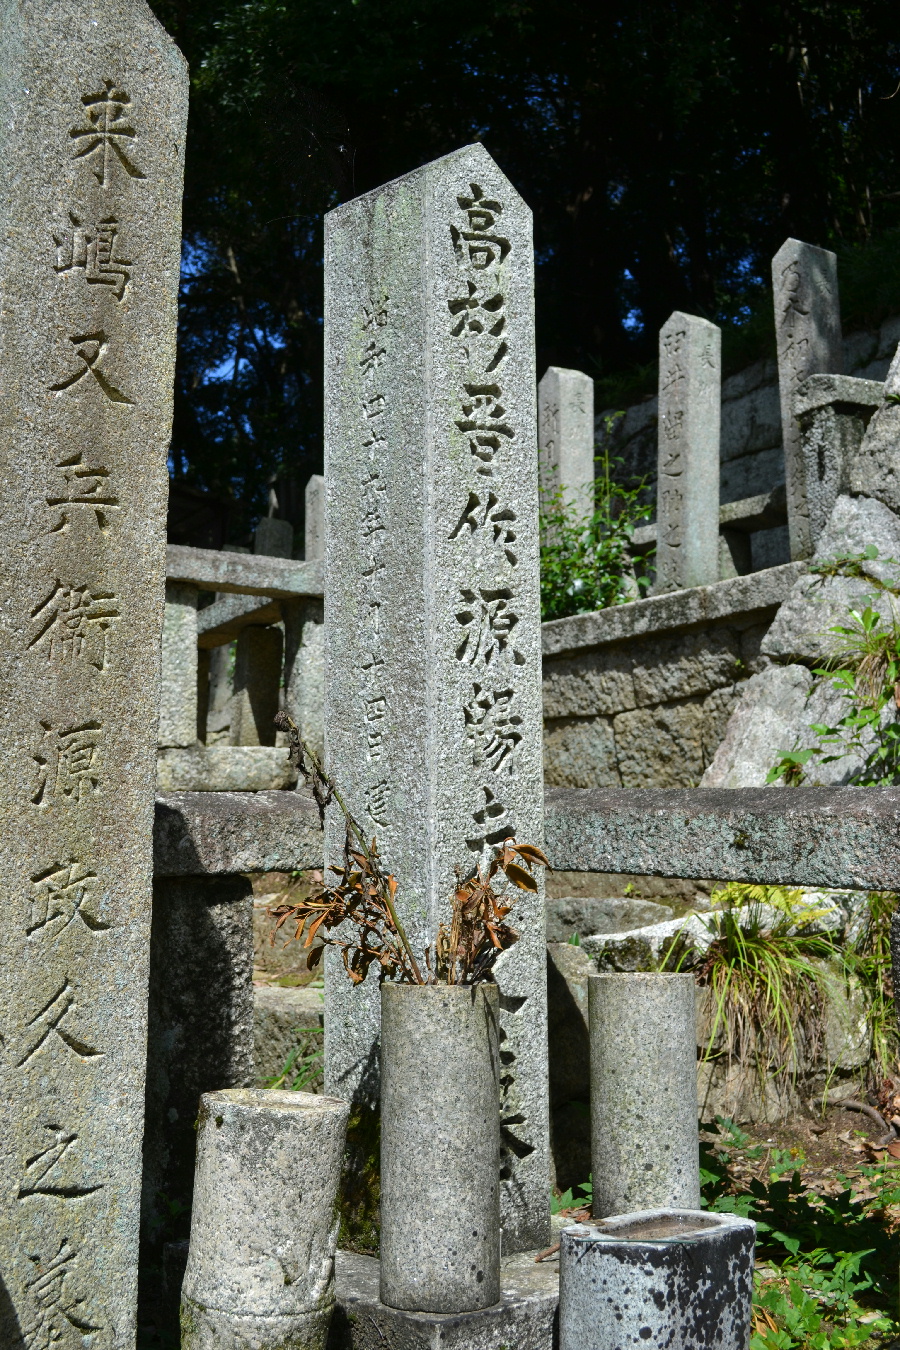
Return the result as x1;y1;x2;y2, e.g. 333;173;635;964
271;712;549;985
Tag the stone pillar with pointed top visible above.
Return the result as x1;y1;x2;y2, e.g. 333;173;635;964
538;366;594;522
655;312;721;593
283;474;326;760
323;144;549;1254
0;4;187;1344
772;238;843;560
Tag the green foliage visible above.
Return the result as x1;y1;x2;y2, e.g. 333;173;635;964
692;887;836;1077
700;1120;900;1347
768;593;900;787
841;892;900;1076
262;1026;324;1091
539;437;652;622
550;1176;592;1214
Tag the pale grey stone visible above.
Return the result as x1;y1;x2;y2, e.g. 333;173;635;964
305;473;326;559
254;515;293;558
538;366;595;520
542;783;900;891
380;984;500;1313
613;701;706;789
542;563;804;658
700;664;814;788
543;716;618;789
324;144;548;1251
157;744;296;791
792;374;883;550
253;985;324;1088
283;599;325;762
655;312;721;592
142;875;254;1320
560;1211;755;1350
181;1088;349;1350
701;684;741;766
0;4;187;1342
849;342;900;514
230;624;283;746
589;974;700;1215
330;1248;559;1350
154;789;323;876
772;238;843;559
720;373;782;458
160;582;200;747
582;915;713;972
762;496;900;662
204;642;235;743
718;527;752;579
632;628;741;706
721;355;778;403
196;592;281;647
721;443;785;504
167;543;323;598
542;647;635;719
546;896;673;942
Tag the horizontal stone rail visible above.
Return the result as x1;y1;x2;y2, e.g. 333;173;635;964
167;543;324;598
154;785;900;890
630;486;789;554
541;562;804;659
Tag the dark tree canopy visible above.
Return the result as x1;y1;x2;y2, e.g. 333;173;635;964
150;0;900;543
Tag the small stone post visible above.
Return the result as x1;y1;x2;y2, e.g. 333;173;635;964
380;984;500;1313
306;472;326;559
282;472;326;758
230;624;283;745
560;1210;756;1350
772;238;843;560
538;366;595;521
849;343;900;515
254;515;293;557
0;5;187;1343
159;582;200;747
181;1088;349;1349
655;312;721;593
324;144;549;1252
590;973;700;1217
794;373;883;551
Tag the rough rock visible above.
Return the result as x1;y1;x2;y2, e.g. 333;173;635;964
253;984;324;1088
546;895;674;942
701;665;813;788
850;342;900;514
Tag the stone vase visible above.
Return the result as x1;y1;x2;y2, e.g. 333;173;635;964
560;1209;756;1350
180;1087;349;1350
379;982;501;1313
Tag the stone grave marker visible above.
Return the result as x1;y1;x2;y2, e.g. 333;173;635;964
655;311;721;592
0;3;187;1343
772;238;843;560
538;366;594;522
324;144;549;1253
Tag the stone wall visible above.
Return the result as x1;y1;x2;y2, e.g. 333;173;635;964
541;564;803;789
603;314;900;570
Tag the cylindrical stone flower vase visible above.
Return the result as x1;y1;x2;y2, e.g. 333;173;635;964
589;972;700;1217
559;1210;756;1350
180;1087;350;1350
379;982;500;1313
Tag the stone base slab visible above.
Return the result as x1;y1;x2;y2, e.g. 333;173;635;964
157;744;297;791
329;1249;559;1350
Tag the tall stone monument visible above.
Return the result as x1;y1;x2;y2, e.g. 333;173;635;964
324;145;549;1253
538;366;594;521
655;312;721;593
772;238;843;560
0;5;187;1345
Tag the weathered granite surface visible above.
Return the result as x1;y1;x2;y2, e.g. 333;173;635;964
772;238;843;559
324;145;548;1251
154;789;323;875
157;744;296;791
328;1249;559;1350
538;365;594;519
253;985;324;1087
702;664;813;788
850;342;900;514
655;312;720;592
543;785;900;889
761;494;900;662
542;563;804;657
0;5;187;1343
167;543;323;598
792;374;883;552
230;623;282;746
160;583;200;747
305;474;326;559
153;784;900;891
545;895;673;942
196;593;281;646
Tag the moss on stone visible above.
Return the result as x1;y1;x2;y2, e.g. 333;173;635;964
338;1103;381;1255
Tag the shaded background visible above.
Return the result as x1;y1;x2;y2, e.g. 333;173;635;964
150;0;900;548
